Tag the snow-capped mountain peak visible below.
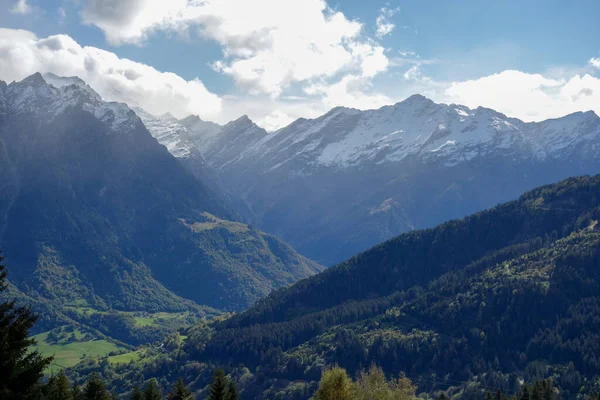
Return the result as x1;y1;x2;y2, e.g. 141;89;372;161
220;95;599;171
1;73;138;133
133;107;195;159
224;115;257;130
43;72;102;101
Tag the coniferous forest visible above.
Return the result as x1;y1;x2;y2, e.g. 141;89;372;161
4;175;600;398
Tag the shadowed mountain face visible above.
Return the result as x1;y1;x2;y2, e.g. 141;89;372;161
0;73;322;317
158;96;600;265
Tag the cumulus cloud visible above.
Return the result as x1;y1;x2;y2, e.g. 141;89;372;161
375;7;400;38
80;0;389;97
10;0;31;14
443;70;600;121
590;57;600;69
256;110;296;132
0;28;222;119
304;74;393;111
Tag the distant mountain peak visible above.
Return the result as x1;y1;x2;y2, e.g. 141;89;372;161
400;93;434;106
43;72;86;87
180;114;201;123
2;73;138;133
160;112;177;122
223;115;265;134
19;72;45;85
229;114;254;126
43;72;102;101
179;114;222;130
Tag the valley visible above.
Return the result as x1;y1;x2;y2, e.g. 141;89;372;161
140;95;600;266
1;72;599;399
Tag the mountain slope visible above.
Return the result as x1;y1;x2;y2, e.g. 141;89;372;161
175;96;600;265
82;175;600;398
0;73;322;325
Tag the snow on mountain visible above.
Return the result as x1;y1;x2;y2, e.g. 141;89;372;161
173;94;600;266
179;115;223;152
42;72;102;101
128;93;598;180
10;72;598;266
133;107;195;159
201;94;600;174
0;73;139;133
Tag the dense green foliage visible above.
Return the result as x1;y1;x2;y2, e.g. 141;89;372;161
484;379;561;400
0;254;53;399
315;365;416;400
208;369;229;400
71;175;600;399
167;378;192;400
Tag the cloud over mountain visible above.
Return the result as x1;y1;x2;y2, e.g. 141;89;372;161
0;28;222;119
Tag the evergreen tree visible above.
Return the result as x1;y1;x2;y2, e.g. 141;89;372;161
209;369;229;400
47;370;73;400
72;382;83;400
143;379;161;400
130;385;144;400
225;380;239;400
0;254;53;400
521;386;531;400
167;378;192;400
84;374;109;400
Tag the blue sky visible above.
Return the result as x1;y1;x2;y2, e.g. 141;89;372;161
1;0;599;129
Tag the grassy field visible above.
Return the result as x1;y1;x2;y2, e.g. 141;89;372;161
63;303;192;329
30;309;195;372
179;212;249;233
107;350;141;365
132;311;191;328
32;327;127;374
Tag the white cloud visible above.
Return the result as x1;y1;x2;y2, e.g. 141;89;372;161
0;28;222;119
403;64;432;84
0;27;393;130
58;7;67;20
375;7;399;38
443;70;600;121
304;74;393;111
10;0;31;14
256;110;295;132
375;17;394;38
590;57;600;69
80;0;389;97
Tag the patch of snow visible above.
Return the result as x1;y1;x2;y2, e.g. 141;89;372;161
430;140;456;152
455;108;469;117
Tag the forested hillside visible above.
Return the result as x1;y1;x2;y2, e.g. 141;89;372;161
75;175;600;399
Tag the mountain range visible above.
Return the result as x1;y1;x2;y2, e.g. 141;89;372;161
139;93;600;266
72;174;600;399
3;72;600;398
0;73;322;339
